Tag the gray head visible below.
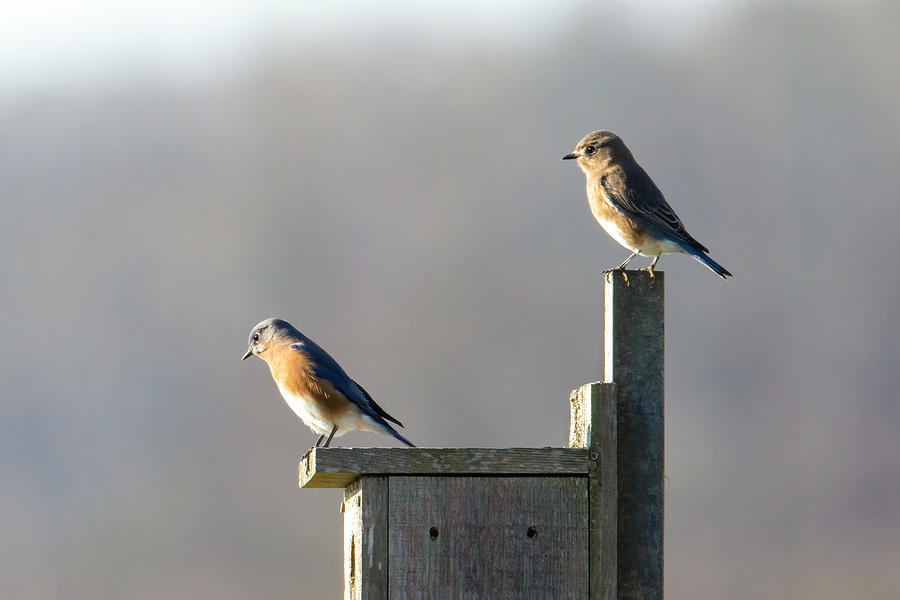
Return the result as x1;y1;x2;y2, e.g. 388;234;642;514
562;130;633;174
242;317;299;361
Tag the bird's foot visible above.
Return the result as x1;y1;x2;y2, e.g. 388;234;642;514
602;267;629;286
639;267;655;279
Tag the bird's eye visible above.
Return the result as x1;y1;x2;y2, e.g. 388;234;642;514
585;145;597;155
252;333;260;342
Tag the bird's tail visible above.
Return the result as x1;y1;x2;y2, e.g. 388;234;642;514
375;419;415;447
687;249;732;279
386;425;415;447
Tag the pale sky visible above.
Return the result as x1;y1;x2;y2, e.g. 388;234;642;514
0;0;737;89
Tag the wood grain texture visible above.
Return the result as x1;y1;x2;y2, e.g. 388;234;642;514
569;382;616;449
570;382;618;600
388;476;589;600
300;447;591;488
604;270;664;600
343;477;389;600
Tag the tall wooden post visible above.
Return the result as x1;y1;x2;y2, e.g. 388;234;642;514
605;271;665;599
297;269;663;599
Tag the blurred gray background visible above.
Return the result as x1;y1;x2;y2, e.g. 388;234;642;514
2;0;899;598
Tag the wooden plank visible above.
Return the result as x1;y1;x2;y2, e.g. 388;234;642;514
569;381;616;449
300;447;591;488
343;480;362;600
604;270;664;600
570;382;618;600
388;476;588;599
343;476;389;600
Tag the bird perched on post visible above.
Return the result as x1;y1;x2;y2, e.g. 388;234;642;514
242;318;414;455
563;130;731;279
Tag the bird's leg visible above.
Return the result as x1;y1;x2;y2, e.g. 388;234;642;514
614;252;638;270
300;432;327;463
603;251;638;284
641;256;660;278
322;424;338;448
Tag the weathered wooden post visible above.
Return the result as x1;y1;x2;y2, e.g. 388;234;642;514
605;271;664;600
298;270;663;599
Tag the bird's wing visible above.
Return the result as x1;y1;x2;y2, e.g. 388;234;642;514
600;167;708;253
291;342;404;427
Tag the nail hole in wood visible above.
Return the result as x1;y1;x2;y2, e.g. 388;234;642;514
429;527;439;539
527;526;538;539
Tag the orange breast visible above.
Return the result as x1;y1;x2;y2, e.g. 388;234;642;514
261;342;355;424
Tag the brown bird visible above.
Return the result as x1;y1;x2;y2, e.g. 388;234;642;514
563;130;731;278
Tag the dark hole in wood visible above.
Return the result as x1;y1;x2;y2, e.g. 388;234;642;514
527;526;538;539
429;527;439;539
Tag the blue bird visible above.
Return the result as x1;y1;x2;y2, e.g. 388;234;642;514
564;130;731;279
242;318;414;454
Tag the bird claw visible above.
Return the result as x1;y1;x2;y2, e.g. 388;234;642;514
639;267;655;279
602;267;629;286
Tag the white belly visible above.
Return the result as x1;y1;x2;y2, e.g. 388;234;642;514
596;215;639;252
279;388;384;436
280;391;333;434
596;215;685;257
635;235;685;257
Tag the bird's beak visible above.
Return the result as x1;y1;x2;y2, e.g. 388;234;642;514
241;348;254;361
562;152;579;160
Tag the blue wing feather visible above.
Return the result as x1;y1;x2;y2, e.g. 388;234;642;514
290;341;407;429
599;169;731;278
600;168;709;253
290;341;368;412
